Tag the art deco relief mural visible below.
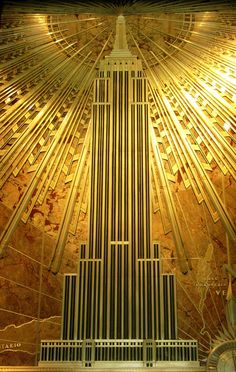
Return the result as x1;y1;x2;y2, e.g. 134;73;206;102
0;0;235;369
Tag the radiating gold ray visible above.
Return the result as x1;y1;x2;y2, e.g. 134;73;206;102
50;31;113;273
129;18;236;243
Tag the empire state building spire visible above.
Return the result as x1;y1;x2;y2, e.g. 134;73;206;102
109;15;133;58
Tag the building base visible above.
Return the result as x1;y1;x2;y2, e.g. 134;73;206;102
0;363;205;372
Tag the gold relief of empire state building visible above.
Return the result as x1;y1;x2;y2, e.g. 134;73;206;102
1;0;236;369
40;16;199;368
